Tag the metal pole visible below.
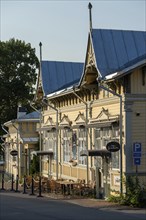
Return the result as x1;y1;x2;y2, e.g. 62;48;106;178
10;174;14;191
37;175;43;197
88;2;92;32
1;172;5;190
23;175;27;194
15;174;19;192
30;175;35;195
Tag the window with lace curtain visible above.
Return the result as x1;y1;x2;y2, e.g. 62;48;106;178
78;127;87;165
94;125;120;169
63;128;72;162
44;130;56;160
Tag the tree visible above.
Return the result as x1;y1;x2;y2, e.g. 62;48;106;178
0;38;39;134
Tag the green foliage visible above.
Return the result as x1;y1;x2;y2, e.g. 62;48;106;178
0;38;39;134
30;144;40;175
123;176;146;207
30;155;40;175
107;194;122;203
108;176;146;208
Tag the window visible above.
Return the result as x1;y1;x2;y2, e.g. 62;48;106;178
94;127;111;150
78;127;87;165
94;125;120;169
45;130;56;160
103;84;109;98
123;74;131;93
142;66;146;86
111;125;120;169
63;128;72;163
72;131;77;160
19;123;23;132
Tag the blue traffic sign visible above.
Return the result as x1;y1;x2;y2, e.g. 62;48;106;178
133;152;141;158
133;143;141;153
134;158;141;165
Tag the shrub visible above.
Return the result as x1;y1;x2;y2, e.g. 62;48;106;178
108;176;146;208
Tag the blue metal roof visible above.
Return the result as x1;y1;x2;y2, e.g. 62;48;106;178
91;29;146;78
41;61;83;96
20;111;40;119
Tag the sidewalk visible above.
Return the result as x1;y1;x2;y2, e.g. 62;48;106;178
43;191;146;214
1;184;146;216
1;189;146;217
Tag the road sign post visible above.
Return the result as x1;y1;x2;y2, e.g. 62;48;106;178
133;142;142;176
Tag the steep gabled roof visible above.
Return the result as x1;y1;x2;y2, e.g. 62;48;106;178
91;29;146;78
41;61;83;96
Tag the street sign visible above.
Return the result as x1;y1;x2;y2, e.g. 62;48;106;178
10;150;18;156
133;142;141;158
106;141;120;152
133;142;141;153
134;158;141;165
133;152;141;158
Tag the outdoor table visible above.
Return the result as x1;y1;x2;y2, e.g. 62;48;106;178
56;181;78;195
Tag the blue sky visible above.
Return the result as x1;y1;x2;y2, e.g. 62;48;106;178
1;0;146;62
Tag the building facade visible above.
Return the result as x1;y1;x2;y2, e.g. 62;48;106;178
3;107;40;179
35;28;146;198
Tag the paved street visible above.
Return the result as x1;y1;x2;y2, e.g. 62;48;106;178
0;191;145;220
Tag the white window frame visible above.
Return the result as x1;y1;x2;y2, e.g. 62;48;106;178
94;125;120;169
78;128;87;166
63;129;72;163
44;130;56;160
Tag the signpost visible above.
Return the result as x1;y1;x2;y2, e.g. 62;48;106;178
133;142;141;165
133;142;142;176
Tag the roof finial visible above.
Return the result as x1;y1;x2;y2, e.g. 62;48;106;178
88;2;92;32
39;42;42;63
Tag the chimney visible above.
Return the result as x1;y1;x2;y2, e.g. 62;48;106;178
17;106;27;119
88;2;92;32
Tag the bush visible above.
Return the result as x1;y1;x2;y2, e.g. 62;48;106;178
30;155;39;175
108;176;146;208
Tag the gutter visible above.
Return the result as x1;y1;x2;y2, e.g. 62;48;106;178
104;59;146;81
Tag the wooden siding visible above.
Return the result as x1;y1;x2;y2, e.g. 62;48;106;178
131;69;146;94
132;101;146;172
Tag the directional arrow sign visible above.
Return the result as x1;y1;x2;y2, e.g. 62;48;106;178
134;158;141;165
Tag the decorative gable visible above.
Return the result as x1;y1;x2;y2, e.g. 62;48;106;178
74;112;86;126
80;34;98;86
59;114;72;128
96;108;110;121
44;116;56;127
89;107;119;125
35;70;44;101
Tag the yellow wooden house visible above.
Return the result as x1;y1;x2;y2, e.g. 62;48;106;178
35;14;146;198
3;107;40;179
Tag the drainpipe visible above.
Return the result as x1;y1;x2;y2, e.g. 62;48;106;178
42;99;59;180
73;90;89;183
1;124;9;135
99;83;123;195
